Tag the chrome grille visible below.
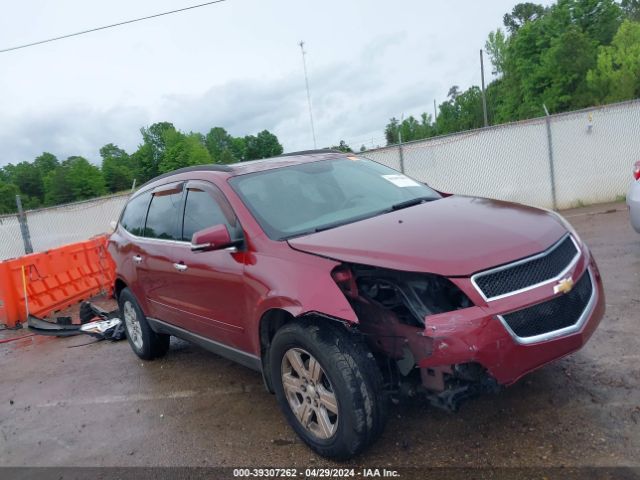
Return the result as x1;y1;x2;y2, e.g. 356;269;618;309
472;235;579;300
499;270;594;343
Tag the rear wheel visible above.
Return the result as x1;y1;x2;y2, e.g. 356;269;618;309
270;321;387;460
118;288;170;360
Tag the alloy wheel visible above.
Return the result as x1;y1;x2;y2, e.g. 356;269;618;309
123;300;143;349
281;348;339;440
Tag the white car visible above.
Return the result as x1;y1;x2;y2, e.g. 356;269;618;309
627;161;640;233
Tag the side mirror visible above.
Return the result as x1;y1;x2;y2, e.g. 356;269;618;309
191;224;235;252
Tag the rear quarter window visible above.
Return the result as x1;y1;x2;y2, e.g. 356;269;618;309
119;191;151;236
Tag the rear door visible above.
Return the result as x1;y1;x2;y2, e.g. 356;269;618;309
170;180;248;348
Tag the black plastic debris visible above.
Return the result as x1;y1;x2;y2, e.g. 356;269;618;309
27;315;82;336
79;301;113;323
27;301;125;341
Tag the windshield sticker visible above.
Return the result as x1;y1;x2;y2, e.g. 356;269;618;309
382;174;421;188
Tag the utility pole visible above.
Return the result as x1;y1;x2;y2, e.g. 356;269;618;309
433;99;438;134
543;104;558;210
398;113;405;173
480;49;489;128
299;41;317;149
15;195;33;254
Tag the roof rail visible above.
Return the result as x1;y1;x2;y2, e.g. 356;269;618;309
137;164;233;190
278;149;344;157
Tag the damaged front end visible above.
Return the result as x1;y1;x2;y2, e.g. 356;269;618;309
331;264;499;411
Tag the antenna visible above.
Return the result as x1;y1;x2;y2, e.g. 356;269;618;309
299;41;317;149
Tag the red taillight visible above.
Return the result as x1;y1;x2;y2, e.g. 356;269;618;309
634;162;640;181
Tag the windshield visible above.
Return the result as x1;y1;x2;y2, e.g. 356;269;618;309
229;157;441;240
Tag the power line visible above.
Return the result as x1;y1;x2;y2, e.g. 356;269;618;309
0;0;227;54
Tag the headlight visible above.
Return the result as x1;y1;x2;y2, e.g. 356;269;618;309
332;264;472;327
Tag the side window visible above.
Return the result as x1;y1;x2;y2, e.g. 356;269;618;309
144;191;183;240
182;187;242;242
120;191;151;236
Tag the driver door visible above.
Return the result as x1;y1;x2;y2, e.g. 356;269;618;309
169;180;247;349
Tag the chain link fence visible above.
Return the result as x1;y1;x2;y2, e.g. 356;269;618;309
363;99;640;209
0;193;129;261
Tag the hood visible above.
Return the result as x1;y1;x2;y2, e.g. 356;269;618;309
287;196;567;277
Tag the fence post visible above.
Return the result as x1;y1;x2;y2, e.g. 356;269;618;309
398;143;406;173
543;105;558;210
15;195;33;255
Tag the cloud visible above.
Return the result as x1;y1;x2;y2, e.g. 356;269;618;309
0;105;149;166
0;33;437;166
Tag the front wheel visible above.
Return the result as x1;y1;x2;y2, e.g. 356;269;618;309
270;321;387;460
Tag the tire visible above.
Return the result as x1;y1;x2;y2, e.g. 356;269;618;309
270;321;387;460
118;288;170;360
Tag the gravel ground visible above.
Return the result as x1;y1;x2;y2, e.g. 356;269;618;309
1;202;639;473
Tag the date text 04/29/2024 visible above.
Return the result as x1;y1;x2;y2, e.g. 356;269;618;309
232;468;400;478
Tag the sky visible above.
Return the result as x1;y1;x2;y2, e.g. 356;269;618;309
0;0;555;167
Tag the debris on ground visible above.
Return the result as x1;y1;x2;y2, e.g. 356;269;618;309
78;301;125;341
28;301;125;341
27;315;82;336
80;318;125;341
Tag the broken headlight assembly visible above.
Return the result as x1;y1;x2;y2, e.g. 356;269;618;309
332;264;473;327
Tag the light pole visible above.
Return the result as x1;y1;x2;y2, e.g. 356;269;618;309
299;41;317;149
480;49;489;127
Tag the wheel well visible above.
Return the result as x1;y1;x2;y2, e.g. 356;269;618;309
258;309;352;393
114;279;127;300
259;309;294;358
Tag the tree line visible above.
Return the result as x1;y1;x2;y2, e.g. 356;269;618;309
0;123;283;214
383;0;640;145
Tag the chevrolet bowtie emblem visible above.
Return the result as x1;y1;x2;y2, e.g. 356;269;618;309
554;277;574;295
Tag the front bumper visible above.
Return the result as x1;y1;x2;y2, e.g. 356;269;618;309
415;248;605;387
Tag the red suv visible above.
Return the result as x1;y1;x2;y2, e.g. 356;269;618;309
109;150;605;459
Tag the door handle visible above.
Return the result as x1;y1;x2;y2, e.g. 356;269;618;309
132;255;143;264
173;263;188;272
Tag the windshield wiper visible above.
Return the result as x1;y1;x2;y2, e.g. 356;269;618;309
390;196;437;211
313;219;359;233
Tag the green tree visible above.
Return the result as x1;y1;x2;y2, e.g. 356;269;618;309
486;29;508;74
244;130;284;160
503;2;546;33
205;127;234;163
100;143;134;193
136;122;177;181
0;182;19;214
539;26;598;112
230;137;247;161
587;19;640;103
435;87;485;134
385;117;400;144
44;166;75;205
330;140;353;153
33;152;59;177
621;0;640;21
159;131;212;173
64;156;106;201
3;161;44;206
